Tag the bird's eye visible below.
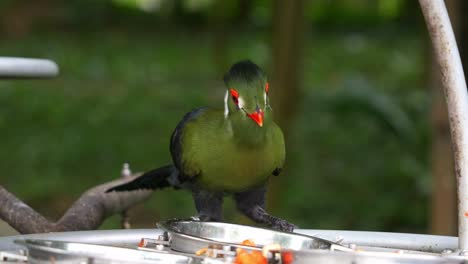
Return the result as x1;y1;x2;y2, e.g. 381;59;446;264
265;82;270;94
230;88;239;105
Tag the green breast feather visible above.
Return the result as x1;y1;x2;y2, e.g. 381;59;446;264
178;109;285;192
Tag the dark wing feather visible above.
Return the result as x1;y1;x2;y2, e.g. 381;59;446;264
106;165;175;192
170;107;208;174
107;107;208;193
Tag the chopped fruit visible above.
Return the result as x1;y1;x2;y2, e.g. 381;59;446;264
195;248;208;256
281;251;294;264
138;239;145;247
234;249;267;264
241;239;256;247
195;239;294;264
234;240;268;264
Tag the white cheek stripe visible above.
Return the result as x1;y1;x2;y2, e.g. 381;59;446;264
238;97;245;109
224;90;229;118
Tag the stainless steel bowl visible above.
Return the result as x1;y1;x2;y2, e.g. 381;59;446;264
159;220;343;254
15;239;193;264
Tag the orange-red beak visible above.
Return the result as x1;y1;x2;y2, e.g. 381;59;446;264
247;109;264;127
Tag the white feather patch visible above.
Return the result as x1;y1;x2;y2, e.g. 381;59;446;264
224;90;229;118
238;97;245;109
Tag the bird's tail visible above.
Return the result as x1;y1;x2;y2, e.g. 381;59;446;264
106;165;178;193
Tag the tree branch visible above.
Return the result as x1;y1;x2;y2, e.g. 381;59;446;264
0;171;152;234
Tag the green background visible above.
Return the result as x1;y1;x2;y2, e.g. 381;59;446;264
0;0;438;235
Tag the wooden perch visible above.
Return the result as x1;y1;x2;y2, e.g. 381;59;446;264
0;170;152;234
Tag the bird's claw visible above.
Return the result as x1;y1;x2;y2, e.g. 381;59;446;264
189;215;219;222
189;216;201;221
271;219;298;232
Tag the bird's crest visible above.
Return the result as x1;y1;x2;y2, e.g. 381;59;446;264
223;60;266;86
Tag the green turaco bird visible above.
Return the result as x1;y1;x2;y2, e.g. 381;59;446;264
107;60;296;232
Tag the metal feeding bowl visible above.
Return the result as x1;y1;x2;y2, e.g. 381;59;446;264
158;220;463;263
0;222;464;263
159;220;347;254
15;239;193;264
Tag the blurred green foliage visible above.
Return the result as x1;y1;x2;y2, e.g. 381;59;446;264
0;0;431;234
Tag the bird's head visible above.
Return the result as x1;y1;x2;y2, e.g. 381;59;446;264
223;60;270;128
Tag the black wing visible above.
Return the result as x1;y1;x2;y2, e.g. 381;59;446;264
170;107;208;173
106;107;208;193
106;165;176;192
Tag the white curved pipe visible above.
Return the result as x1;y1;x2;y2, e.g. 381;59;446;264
419;0;468;250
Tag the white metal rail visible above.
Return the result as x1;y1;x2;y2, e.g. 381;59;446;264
0;57;59;79
419;0;468;250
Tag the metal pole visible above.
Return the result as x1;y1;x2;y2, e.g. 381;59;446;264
0;57;58;79
419;0;468;250
120;163;132;229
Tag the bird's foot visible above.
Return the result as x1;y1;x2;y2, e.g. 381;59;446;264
270;219;298;232
189;216;201;221
189;215;220;222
